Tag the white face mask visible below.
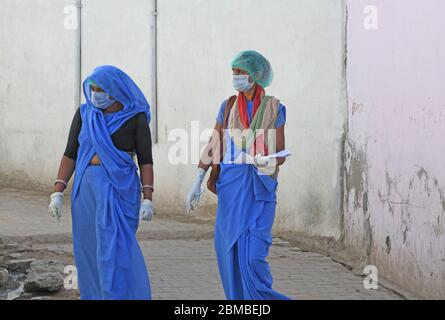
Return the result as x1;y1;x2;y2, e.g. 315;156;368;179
233;74;254;92
91;91;115;110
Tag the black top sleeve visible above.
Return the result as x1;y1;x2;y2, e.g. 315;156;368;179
63;109;153;165
64;108;81;161
134;113;153;166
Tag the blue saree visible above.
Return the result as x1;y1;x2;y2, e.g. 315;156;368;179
71;65;151;299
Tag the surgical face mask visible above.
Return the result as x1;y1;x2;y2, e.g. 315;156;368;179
233;74;254;92
91;91;115;110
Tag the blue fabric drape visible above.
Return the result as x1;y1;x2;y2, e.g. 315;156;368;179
71;65;151;299
72;165;151;299
215;163;290;300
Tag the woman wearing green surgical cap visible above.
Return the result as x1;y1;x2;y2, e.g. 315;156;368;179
186;51;290;300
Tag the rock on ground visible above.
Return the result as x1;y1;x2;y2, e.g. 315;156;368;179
24;260;65;292
6;259;36;273
0;268;8;287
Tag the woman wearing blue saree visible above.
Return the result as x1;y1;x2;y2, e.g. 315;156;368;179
48;65;153;300
186;51;290;300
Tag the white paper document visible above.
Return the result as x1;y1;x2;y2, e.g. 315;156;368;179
263;150;293;159
232;150;292;164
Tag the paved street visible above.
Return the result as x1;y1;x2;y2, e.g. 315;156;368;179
0;187;403;300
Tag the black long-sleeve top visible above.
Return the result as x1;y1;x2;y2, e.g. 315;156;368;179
64;108;153;166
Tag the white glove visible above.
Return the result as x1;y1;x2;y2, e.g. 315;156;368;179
254;154;269;167
140;199;154;221
48;192;64;222
185;168;206;214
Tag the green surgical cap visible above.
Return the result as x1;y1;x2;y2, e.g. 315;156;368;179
231;50;273;88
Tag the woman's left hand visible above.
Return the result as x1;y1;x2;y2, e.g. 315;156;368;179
140;199;154;221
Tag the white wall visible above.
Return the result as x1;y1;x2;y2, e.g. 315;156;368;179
79;0;156;124
0;0;347;239
0;0;78;189
154;0;347;239
345;0;445;299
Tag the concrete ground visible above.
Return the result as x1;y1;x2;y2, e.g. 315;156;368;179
0;187;403;300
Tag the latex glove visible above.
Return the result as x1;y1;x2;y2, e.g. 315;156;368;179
140;199;154;221
254;154;269;168
48;192;64;222
185;168;206;214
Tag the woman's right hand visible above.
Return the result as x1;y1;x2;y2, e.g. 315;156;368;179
49;156;75;222
185;168;206;214
48;192;64;222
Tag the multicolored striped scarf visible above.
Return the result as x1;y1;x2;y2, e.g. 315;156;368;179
227;87;281;159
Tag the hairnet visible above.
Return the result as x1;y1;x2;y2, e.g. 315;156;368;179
231;50;273;88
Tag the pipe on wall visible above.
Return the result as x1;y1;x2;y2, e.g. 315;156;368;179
151;0;158;143
74;0;82;110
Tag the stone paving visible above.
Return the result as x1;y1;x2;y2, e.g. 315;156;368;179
0;187;403;300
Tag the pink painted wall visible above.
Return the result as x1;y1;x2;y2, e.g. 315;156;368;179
345;0;445;298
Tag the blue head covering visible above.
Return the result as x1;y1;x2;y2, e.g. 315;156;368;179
83;65;151;133
72;65;151;202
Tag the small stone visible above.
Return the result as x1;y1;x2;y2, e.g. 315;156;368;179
24;260;65;292
12;292;33;300
0;256;8;269
30;296;52;300
3;243;30;252
0;268;9;287
5;278;20;290
7;259;36;273
14;245;30;253
8;253;23;259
